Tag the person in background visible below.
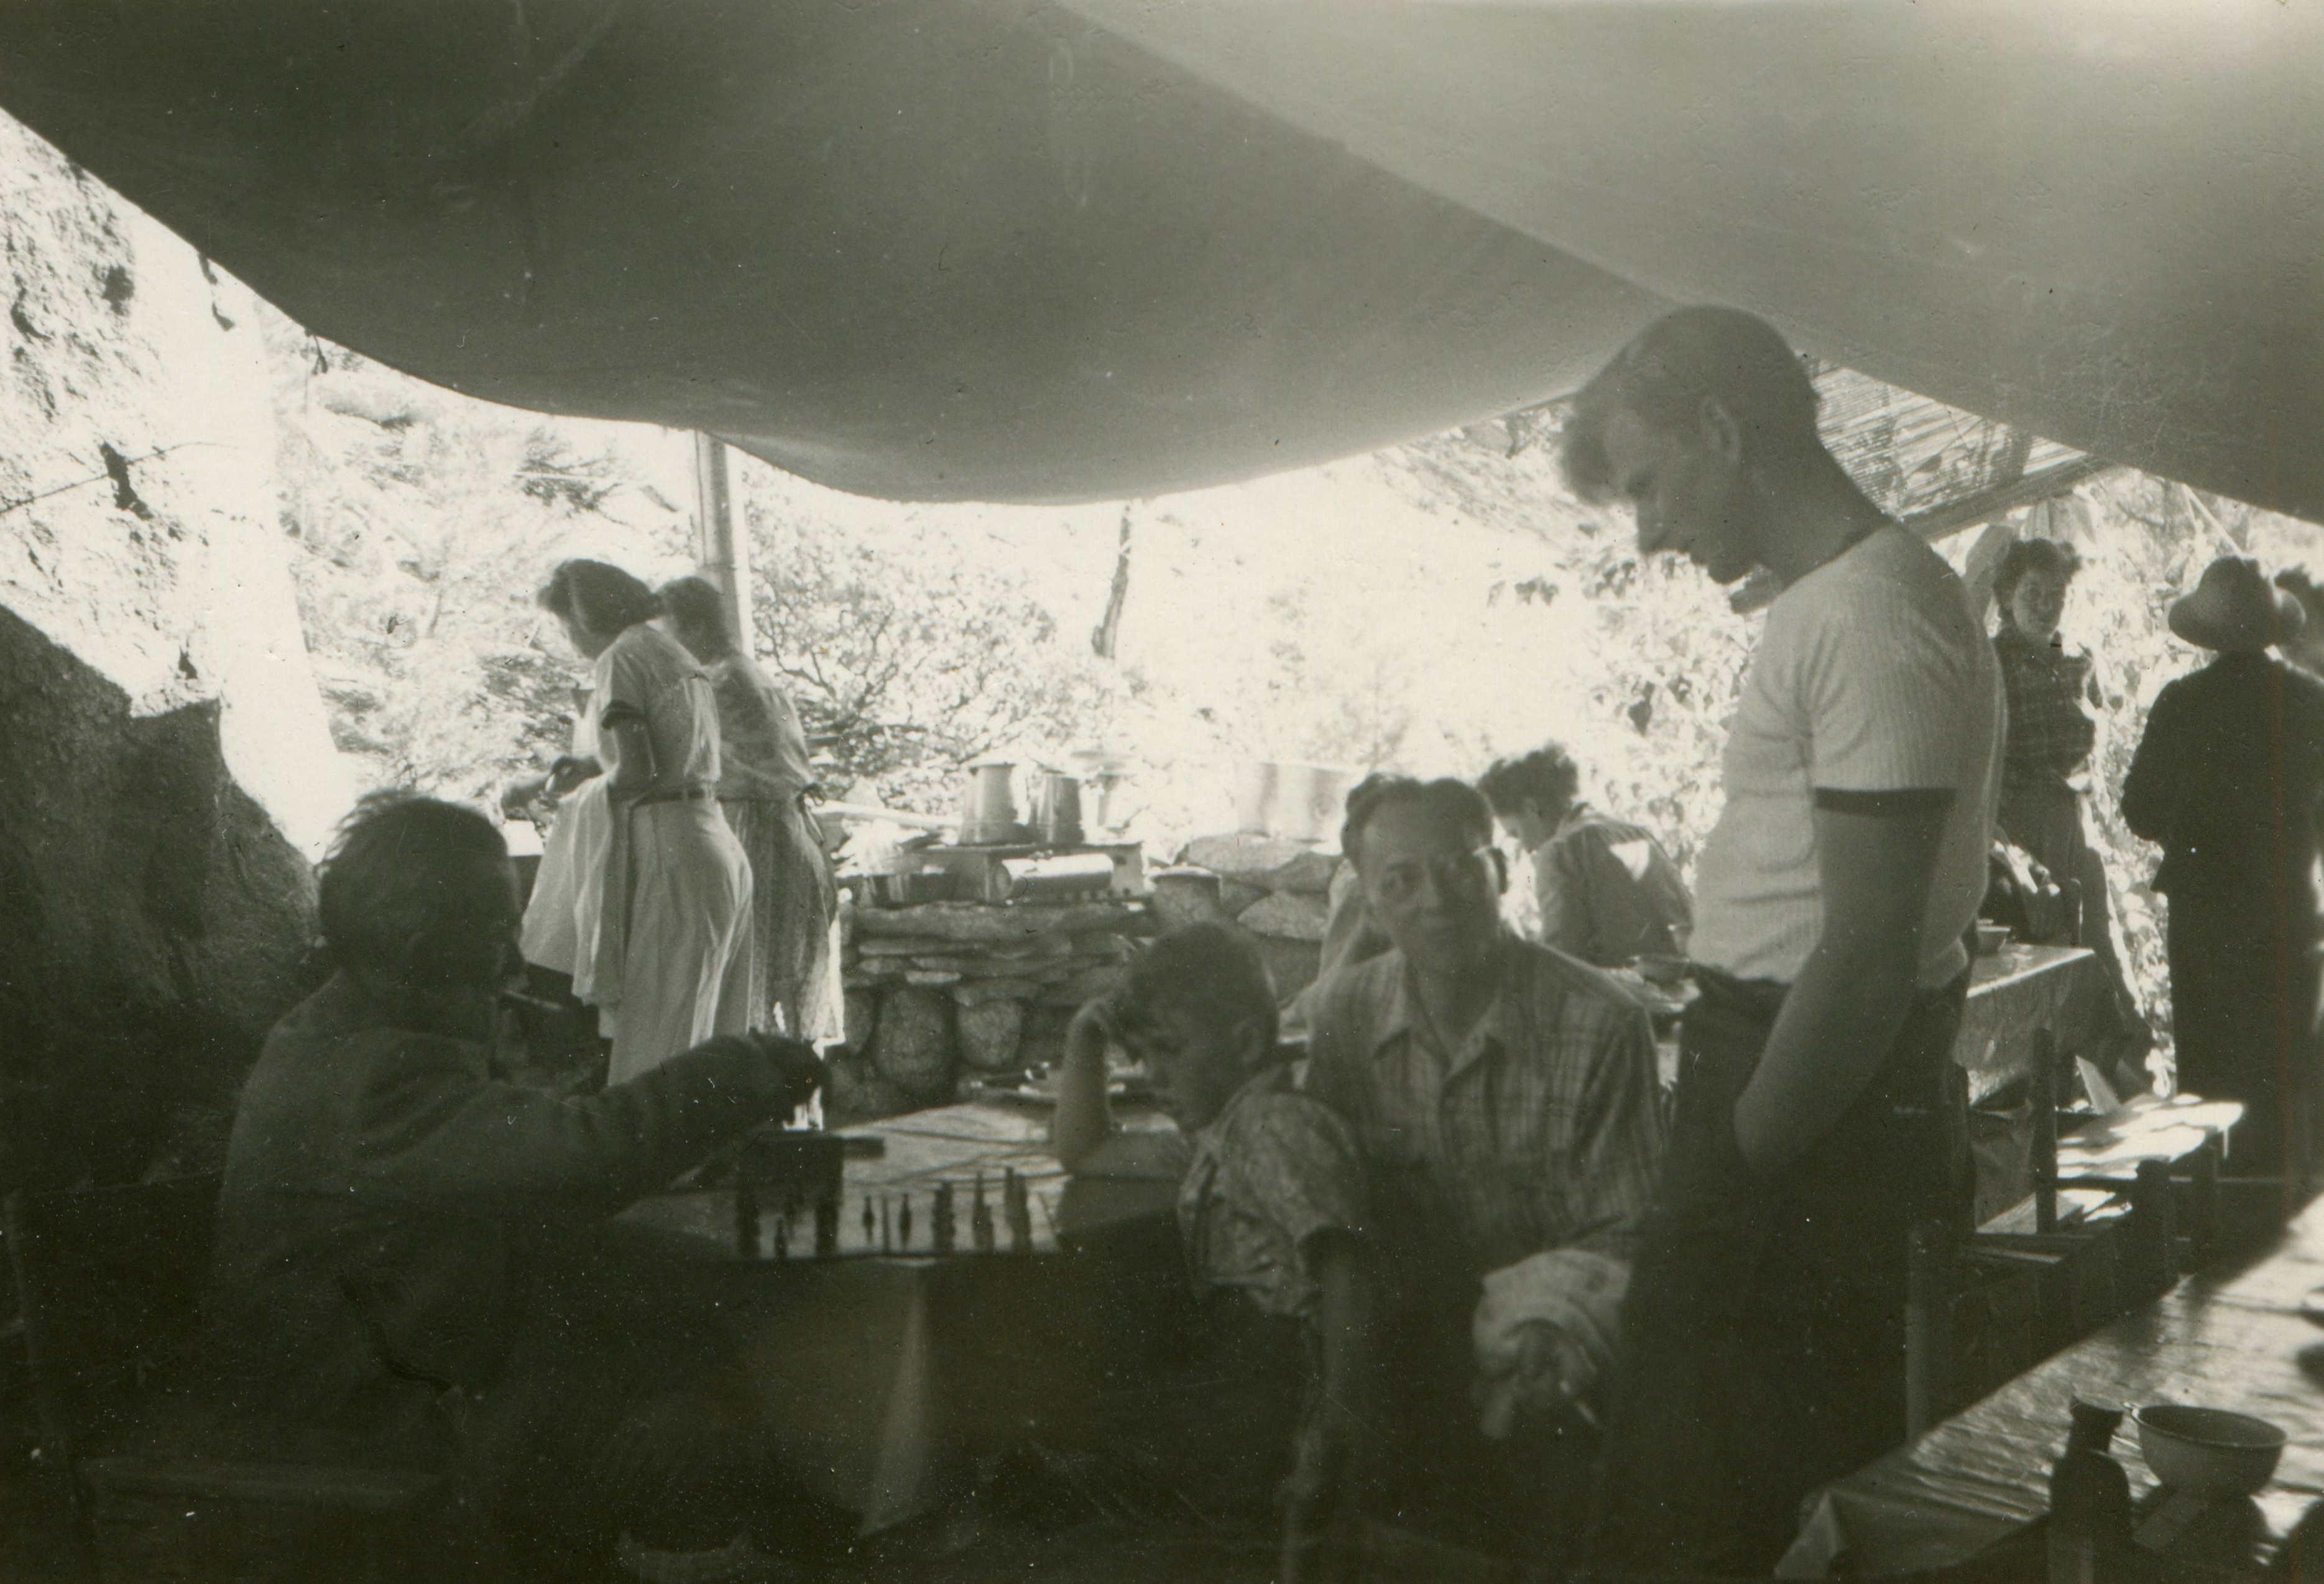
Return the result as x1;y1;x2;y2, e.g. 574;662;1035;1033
660;576;839;1046
533;559;753;1083
1988;537;2152;1089
206;797;837;1579
1304;775;1662;1567
1476;744;1692;967
2123;555;2324;1182
1049;923;1377;1583
1559;305;2001;1573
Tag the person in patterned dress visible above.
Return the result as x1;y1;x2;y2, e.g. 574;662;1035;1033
1050;923;1377;1582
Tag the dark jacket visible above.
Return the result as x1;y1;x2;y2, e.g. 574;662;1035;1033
2121;652;2324;905
207;973;791;1429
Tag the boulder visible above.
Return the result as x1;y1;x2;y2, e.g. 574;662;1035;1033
842;990;880;1052
1217;878;1269;916
1237;891;1331;943
1149;870;1230;932
1041;963;1128;1008
957;1000;1026;1073
1267;850;1340;896
1253;936;1325;1005
826;1052;910;1125
871;986;954;1099
952;978;1044;1007
852;899;1150;943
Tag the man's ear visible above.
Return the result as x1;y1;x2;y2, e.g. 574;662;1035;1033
1228;1016;1271;1071
1697;395;1744;464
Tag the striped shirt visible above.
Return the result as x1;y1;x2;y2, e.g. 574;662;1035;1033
1304;937;1664;1276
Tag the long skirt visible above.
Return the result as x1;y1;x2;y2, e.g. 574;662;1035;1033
721;796;839;1044
1998;780;2149;1063
602;801;754;1085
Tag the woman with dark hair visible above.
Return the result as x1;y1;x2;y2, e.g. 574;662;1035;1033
1989;536;2151;1079
525;559;753;1083
660;576;839;1044
1476;745;1690;969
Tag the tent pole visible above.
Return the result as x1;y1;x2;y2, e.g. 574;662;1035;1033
692;432;752;654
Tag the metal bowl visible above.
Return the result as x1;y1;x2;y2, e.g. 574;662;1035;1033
2136;1404;2285;1496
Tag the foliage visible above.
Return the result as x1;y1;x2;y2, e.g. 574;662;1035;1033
740;483;1128;812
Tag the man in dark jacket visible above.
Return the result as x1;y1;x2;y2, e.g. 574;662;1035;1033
207;796;833;1577
2124;556;2324;1182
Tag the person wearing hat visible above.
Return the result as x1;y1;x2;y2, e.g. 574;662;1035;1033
2123;555;2324;1181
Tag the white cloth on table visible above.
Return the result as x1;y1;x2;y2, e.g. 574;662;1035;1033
1470;1246;1628;1440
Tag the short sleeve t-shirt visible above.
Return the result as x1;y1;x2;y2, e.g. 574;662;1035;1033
594;624;722;790
1689;525;2003;989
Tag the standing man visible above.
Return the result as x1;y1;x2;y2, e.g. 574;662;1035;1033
1559;306;2003;1573
1305;775;1664;1567
1477;744;1693;967
2123;555;2324;1182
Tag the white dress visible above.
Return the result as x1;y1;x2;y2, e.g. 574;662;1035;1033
522;625;755;1082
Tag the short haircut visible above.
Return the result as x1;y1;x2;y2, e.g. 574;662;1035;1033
1340;774;1495;867
1993;537;2083;606
318;795;509;984
536;559;660;637
1476;745;1581;820
658;575;736;653
1561;306;1822;503
1113;922;1279;1058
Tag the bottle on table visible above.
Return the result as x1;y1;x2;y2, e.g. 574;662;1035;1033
2048;1396;2134;1584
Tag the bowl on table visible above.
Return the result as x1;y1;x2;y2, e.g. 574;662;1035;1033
1972;922;2011;957
2136;1404;2286;1496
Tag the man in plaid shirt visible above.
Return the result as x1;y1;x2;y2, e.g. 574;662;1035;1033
1305;775;1664;1563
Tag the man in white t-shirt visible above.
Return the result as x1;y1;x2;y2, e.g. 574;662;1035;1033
1557;307;2003;1574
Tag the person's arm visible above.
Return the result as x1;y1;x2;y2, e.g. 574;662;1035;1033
1048;1000;1117;1171
1731;795;1950;1174
1557;1004;1666;1259
2119;685;2183;844
354;1029;824;1218
1279;1228;1380;1584
1535;836;1593;960
598;714;656;801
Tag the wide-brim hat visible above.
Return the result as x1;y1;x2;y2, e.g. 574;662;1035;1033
2169;555;2306;653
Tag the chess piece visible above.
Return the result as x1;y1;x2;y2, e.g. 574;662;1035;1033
899;1193;914;1249
773;1215;790;1261
863;1194;877;1248
735;1172;760;1259
933;1181;956;1253
1004;1167;1033;1253
814;1194;839;1258
972;1174;996;1254
880;1194;893;1254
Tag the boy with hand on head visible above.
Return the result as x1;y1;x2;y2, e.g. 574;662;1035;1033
1049;923;1378;1583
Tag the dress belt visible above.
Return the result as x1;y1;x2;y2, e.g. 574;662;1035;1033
632;785;718;808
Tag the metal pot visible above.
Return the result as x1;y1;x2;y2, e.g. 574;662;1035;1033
1030;770;1084;846
957;761;1020;845
1235;760;1360;846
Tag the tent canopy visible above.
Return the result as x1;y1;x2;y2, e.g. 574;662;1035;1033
2;1;2315;518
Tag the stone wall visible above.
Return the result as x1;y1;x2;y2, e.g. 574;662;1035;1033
0;116;346;1190
1150;834;1340;1004
829;899;1152;1121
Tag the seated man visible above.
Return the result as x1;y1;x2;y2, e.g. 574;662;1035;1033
1304;775;1666;1565
1049;923;1377;1582
204;796;835;1580
1477;744;1692;968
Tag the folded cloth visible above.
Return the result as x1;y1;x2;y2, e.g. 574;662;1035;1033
1470;1248;1629;1440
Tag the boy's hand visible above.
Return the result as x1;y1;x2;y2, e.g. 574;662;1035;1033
1062;999;1118;1070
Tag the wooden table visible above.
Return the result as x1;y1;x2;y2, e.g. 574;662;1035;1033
617;1103;1181;1534
1955;943;2107;1105
1779;1190;2324;1578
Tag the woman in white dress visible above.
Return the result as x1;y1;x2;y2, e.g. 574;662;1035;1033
530;559;754;1082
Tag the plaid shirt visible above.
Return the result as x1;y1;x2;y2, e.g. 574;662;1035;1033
1994;626;2096;792
1178;1064;1368;1320
1304;937;1664;1275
